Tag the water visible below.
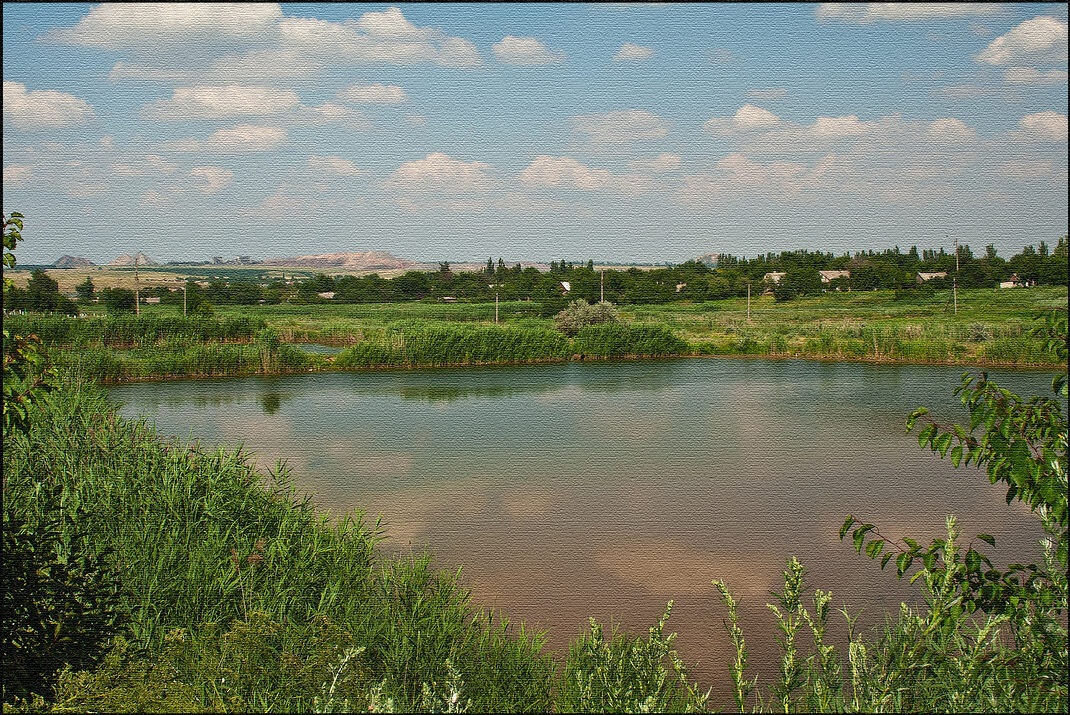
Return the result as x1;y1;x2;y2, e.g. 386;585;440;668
108;358;1061;699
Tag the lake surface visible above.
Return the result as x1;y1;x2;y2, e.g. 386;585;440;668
108;359;1061;700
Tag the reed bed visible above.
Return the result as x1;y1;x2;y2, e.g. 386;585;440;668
3;314;265;348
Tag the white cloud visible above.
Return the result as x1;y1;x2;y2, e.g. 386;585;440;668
746;88;788;101
676;153;841;205
307;155;365;176
142;85;301;119
571;109;670;144
188;166;235;194
44;3;284;49
204;50;323;82
293;102;371;129
336;83;408;104
279;8;482;67
99;136;114;149
3;81;95;130
140;190;167;207
520;155;611;190
817;3;1005;24
383;152;496;193
492;36;565;65
3;165;32;185
1002;67;1068;85
927;118;977;142
999;159;1055;180
976;16;1068;66
164;124;287;153
703;104;782;134
811;114;875;136
1018;111;1068;141
613;43;654;61
628;152;682;173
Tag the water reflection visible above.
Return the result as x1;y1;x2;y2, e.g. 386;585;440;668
108;360;1062;703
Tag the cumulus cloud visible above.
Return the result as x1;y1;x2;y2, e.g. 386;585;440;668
492;36;565;65
307;155;365;176
279;8;482;67
976;16;1068;66
571;109;670;145
703;104;782;134
3;81;95;130
926;117;977;142
336;83;408;104
519;156;611;190
676;153;841;205
628;152;682;173
188;166;235;194
1002;67;1068;85
746;88;788;101
383;152;496;193
613;43;654;61
42;3;284;49
163;124;287;153
816;3;1005;24
141;85;301;119
1018;111;1068;141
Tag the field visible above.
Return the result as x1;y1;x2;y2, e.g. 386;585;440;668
10;286;1062;383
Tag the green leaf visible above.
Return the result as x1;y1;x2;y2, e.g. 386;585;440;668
976;533;995;547
950;444;963;467
865;540;884;559
839;516;856;541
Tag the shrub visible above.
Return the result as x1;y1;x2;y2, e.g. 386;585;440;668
554;300;620;337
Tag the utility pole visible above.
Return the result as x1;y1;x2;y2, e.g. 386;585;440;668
495;291;499;324
134;253;140;316
600;269;604;303
183;282;187;316
952;233;958;316
747;281;751;322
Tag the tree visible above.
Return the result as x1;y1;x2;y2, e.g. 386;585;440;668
75;277;95;302
100;287;135;312
554;299;620;337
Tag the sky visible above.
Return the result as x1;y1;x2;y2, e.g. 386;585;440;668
2;2;1068;265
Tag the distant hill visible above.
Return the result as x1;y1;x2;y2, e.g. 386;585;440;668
109;252;158;267
261;251;428;271
52;255;94;268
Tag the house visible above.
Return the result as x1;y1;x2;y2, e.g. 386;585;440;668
763;272;786;284
916;271;947;283
675;282;687;292
144;297;160;304
819;270;850;284
999;273;1035;288
316;291;335;299
560;281;571;294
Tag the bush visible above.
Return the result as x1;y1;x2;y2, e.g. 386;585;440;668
554;299;620;337
573;324;688;358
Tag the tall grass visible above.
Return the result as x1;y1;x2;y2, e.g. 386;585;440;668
3;314;265;348
572;323;689;358
335;320;572;368
3;384;555;712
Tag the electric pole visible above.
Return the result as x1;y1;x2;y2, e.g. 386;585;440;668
600;269;604;303
495;291;499;324
134;253;140;316
183;282;187;316
953;234;958;316
747;281;751;322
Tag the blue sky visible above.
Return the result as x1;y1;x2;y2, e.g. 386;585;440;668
3;3;1068;264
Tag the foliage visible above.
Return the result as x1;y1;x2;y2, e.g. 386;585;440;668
554;299;620;337
1;484;126;702
572;323;688;358
554;602;709;713
3;211;58;437
101;287;136;313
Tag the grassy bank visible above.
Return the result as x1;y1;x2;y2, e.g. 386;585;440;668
4;380;1066;712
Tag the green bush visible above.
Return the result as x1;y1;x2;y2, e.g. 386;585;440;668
573;324;688;358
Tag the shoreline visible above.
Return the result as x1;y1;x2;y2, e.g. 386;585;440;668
92;349;1067;385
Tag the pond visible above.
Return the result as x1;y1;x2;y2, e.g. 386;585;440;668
108;358;1060;699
